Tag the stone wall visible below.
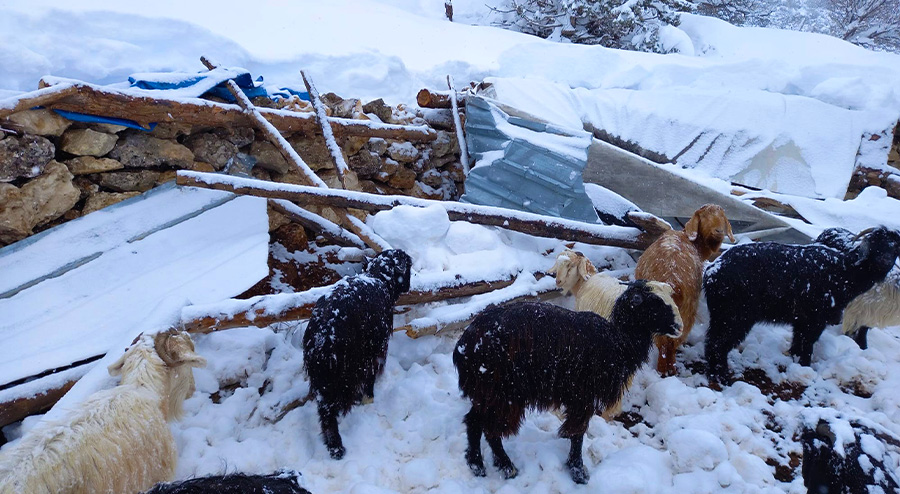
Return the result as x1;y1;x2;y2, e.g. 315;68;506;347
0;93;464;247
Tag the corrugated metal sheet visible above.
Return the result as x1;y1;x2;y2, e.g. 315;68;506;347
461;96;600;223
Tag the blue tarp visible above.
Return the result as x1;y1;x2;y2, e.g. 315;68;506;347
44;67;309;131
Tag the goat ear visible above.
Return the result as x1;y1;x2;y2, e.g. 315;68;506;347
852;237;871;266
578;257;593;281
725;218;736;243
683;213;700;242
107;352;127;376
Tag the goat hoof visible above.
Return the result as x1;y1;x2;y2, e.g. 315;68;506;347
328;445;346;460
568;464;589;484
497;464;518;479
467;461;486;477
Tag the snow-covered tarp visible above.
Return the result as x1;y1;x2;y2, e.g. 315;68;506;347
0;185;269;387
480;77;896;199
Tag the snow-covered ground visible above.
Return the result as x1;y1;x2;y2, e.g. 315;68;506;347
2;0;900;493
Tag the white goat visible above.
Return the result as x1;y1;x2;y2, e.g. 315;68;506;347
0;330;206;494
842;270;900;349
548;249;682;419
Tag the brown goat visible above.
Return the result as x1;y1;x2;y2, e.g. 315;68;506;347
634;204;735;376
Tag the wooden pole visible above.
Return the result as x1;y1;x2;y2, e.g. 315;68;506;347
301;70;349;189
446;75;470;174
176;171;663;250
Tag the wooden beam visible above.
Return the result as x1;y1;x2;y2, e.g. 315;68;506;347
180;272;545;334
21;80;436;141
398;285;563;339
0;84;81;119
269;200;365;248
0;380;78;428
176;171;662;250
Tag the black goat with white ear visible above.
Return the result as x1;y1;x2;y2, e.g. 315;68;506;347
814;227;900;350
301;249;412;460
703;226;900;383
453;280;682;484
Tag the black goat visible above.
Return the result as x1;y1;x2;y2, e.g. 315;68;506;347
703;227;900;383
301;249;412;459
142;471;310;494
801;420;900;494
453;281;682;484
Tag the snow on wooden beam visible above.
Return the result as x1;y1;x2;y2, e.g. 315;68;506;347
269;200;366;248
302;70;350;188
397;274;562;338
180;271;544;334
176;170;663;249
0;83;80;119
1;81;437;141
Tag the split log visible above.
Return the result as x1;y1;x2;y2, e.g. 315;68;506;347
176;171;664;250
15;79;436;141
417;88;466;109
301;70;349;188
447;75;469;174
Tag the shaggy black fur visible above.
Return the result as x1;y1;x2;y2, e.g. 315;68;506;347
814;227;856;252
703;227;900;383
453;281;681;484
801;420;900;494
301;249;412;460
142;471;310;494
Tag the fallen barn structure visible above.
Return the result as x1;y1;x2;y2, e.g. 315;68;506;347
0;62;671;433
2;60;899;491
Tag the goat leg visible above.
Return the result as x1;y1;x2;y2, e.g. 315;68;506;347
486;435;518;479
790;322;826;367
566;435;589;484
463;408;486;477
851;326;870;350
317;402;345;459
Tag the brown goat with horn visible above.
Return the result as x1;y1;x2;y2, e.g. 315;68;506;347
635;204;735;376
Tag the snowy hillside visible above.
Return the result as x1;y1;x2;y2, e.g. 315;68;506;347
2;1;900;493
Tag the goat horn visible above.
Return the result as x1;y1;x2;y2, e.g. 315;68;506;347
154;329;181;367
852;227;876;241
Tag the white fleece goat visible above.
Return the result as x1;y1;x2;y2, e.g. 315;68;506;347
842;270;900;349
549;250;682;418
0;330;206;494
